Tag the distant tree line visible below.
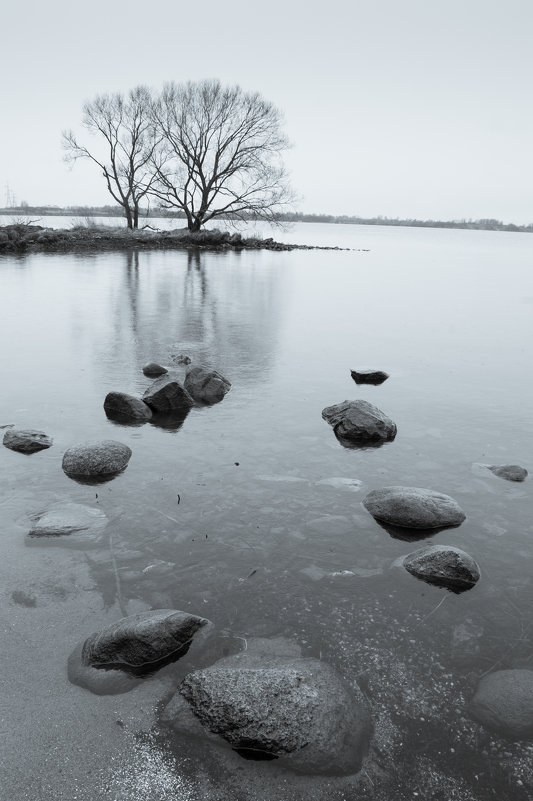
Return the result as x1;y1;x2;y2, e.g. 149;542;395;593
61;81;294;231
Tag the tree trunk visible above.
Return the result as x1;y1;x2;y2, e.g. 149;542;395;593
189;217;203;232
124;205;134;230
133;205;139;229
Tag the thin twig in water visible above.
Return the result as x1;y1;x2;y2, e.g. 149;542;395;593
415;594;447;627
108;529;127;616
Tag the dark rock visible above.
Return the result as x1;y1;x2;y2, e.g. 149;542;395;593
469;670;533;738
350;369;389;385
184;366;231;404
103;391;152;422
171;354;192;365
488;464;528;482
322;400;396;446
142;362;168;377
27;502;108;544
68;609;212;695
403;544;480;591
142;376;194;412
161;637;371;775
62;440;132;480
3;428;53;454
363;486;466;529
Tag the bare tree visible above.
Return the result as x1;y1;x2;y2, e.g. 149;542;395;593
62;87;159;229
149;80;295;231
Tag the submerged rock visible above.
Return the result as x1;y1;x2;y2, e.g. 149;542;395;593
488;464;528;482
363;486;466;530
142;376;194;412
62;440;132;480
161;637;372;775
142;362;168;377
68;609;211;695
403;544;480;591
350;369;389;385
322;400;396;446
171;354;192;365
184;366;231;404
3;428;53;454
27;502;108;544
104;391;152;422
469;670;533;738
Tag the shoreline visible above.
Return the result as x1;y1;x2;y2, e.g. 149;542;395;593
0;224;351;254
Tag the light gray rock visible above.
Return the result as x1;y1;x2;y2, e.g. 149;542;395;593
469;670;533;738
322;400;396;445
103;391;152;421
62;440;132;479
488;464;528;482
161;637;371;775
184;366;231;404
403;544;480;591
3;428;53;454
142;376;194;412
28;502;107;543
363;486;466;529
68;609;211;695
142;362;168;377
350;369;389;385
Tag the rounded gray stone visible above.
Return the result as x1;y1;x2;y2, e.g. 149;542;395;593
350;369;389;385
322;400;396;445
62;440;132;478
488;464;528;482
103;392;152;421
3;428;53;454
469;670;533;738
184;366;231;404
142;362;168;377
363;486;466;529
403;544;480;591
142;377;194;412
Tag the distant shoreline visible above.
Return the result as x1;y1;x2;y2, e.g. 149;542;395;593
0;207;531;234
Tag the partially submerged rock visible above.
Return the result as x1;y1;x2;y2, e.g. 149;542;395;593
142;362;168;377
171;354;192;365
350;369;389;385
103;391;152;422
403;544;480;591
469;670;533;738
62;440;132;481
27;502;108;545
363;486;466;530
322;399;396;446
488;464;528;482
161;637;372;775
142;376;194;412
68;609;211;695
3;428;53;454
184;366;231;404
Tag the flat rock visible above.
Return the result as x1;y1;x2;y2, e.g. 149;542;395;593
142;362;168;377
27;502;108;543
403;544;480;591
184;366;231;404
142;376;194;412
363;486;466;529
350;369;389;385
469;670;533;738
62;440;132;479
322;400;396;446
103;391;152;421
488;464;528;482
3;428;53;454
161;637;371;775
68;609;212;695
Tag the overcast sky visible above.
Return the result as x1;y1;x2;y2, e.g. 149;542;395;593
2;0;532;222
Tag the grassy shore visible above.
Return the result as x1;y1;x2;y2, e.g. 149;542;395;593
0;223;347;254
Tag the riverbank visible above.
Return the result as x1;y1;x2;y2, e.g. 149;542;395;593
0;224;350;254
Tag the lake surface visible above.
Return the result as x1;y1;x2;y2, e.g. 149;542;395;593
1;223;532;800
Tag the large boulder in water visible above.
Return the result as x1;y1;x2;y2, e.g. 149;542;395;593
322;399;396;446
469;670;533;738
27;502;108;546
488;464;528;482
363;486;466;530
103;391;152;422
184;366;231;404
68;609;212;695
403;544;480;591
161;637;372;775
62;440;132;480
142;376;194;412
3;428;53;454
142;362;168;377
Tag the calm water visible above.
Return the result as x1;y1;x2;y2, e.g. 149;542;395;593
1;223;532;800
